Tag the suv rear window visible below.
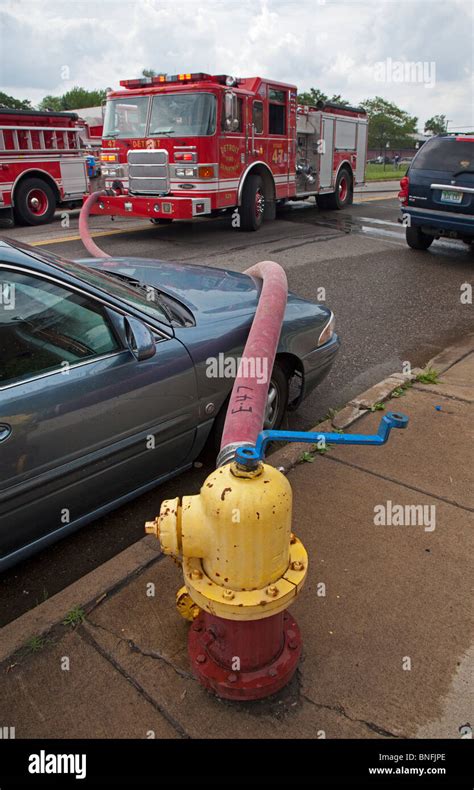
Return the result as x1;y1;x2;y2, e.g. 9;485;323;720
411;138;474;173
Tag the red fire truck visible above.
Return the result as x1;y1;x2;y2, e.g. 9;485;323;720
0;108;88;226
95;72;368;230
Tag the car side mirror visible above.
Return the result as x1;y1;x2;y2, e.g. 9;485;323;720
124;316;156;361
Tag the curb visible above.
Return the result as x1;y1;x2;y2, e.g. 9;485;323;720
2;334;473;662
0;537;162;664
269;333;474;475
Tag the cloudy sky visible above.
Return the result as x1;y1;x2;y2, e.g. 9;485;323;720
1;0;473;131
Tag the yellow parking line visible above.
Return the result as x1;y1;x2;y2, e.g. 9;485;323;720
30;223;155;246
355;194;398;203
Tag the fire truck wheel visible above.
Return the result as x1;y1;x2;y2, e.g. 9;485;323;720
14;178;56;226
150;218;173;225
317;168;353;211
239;174;265;231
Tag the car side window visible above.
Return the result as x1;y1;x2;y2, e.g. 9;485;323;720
0;269;120;387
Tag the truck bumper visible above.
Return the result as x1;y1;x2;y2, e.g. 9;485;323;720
402;206;474;238
86;193;212;220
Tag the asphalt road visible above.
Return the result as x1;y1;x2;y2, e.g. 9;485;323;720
1;189;473;625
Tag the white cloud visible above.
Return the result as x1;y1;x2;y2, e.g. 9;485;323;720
0;0;472;130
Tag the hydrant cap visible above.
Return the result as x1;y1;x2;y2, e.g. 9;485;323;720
158;497;181;558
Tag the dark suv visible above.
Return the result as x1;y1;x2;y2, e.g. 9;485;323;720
399;135;474;250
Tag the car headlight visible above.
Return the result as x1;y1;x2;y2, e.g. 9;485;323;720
318;311;335;346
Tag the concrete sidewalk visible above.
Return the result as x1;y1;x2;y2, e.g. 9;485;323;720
1;339;472;740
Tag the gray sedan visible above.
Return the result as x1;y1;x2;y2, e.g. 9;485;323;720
0;239;339;570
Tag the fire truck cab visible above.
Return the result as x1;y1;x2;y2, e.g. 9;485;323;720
96;73;368;230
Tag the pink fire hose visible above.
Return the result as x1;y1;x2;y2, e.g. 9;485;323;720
77;200;288;463
79;191;111;258
218;260;288;465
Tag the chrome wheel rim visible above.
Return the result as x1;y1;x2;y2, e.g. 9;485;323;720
264;380;279;429
255;188;265;219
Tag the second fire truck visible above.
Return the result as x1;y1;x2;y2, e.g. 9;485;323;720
0;108;89;226
95;72;368;231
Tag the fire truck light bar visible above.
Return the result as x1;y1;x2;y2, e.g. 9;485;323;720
119;73;240;89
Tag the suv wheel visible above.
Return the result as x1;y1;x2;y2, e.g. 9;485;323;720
406;226;433;250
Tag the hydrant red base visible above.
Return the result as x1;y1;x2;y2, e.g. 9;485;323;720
188;610;302;701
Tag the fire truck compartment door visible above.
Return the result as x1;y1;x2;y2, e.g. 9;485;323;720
355;121;368;183
335;120;356;150
319;117;334;189
60;159;88;198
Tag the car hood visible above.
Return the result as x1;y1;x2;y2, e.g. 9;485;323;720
78;257;330;326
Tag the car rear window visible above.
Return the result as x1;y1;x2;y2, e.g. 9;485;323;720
411;138;474;173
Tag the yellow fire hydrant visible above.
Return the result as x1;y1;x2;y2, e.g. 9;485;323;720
146;458;307;700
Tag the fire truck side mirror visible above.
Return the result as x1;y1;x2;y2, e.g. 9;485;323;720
224;92;239;132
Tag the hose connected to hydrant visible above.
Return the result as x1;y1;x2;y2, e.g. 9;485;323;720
142;255;410;700
76;200;410;702
217;260;288;465
146;259;299;699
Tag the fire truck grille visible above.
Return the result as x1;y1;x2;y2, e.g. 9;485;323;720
127;149;169;195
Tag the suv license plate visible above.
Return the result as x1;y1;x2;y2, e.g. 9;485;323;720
441;190;463;203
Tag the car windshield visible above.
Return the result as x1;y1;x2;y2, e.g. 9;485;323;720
103;96;150;139
30;250;170;325
411;138;474;174
149;93;216;137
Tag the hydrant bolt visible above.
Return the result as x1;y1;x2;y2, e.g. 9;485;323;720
291;560;304;571
222;589;235;601
266;585;279;597
190;569;203;580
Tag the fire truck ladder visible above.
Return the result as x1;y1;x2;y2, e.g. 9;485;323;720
0;126;82;155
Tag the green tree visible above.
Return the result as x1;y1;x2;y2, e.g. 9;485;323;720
424;114;448;135
39;87;107;112
38;95;64;111
297;88;350;107
0;91;33;110
361;96;418;152
142;69;156;78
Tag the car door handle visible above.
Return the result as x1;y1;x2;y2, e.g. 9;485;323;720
0;424;12;443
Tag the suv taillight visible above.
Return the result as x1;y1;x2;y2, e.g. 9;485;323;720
398;175;409;206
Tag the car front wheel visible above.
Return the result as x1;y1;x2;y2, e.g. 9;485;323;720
212;361;290;453
406;226;434;250
263;362;289;430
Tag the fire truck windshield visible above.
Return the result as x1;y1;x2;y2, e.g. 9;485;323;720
103;96;150;138
149;93;216;137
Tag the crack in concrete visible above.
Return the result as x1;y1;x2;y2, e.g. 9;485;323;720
86;619;196;681
79;624;192;739
301;692;405;738
127;641;196;682
322;454;474;513
412;385;472;405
